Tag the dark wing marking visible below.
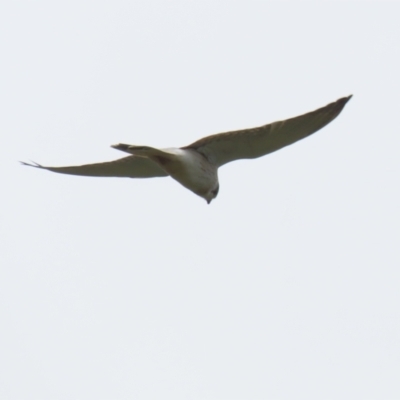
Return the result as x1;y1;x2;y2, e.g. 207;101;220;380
21;155;169;178
183;96;352;167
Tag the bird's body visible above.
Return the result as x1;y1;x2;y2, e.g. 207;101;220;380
22;96;352;203
114;145;219;203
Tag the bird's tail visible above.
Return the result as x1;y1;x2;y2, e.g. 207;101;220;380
111;143;182;161
111;144;167;158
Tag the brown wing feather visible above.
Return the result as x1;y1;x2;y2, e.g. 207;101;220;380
183;96;352;166
21;155;169;178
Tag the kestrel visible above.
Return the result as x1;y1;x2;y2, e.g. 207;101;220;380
22;96;352;203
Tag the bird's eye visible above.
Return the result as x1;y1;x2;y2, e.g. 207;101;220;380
211;185;219;196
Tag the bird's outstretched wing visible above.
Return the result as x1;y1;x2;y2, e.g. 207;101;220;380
21;155;168;178
183;96;352;167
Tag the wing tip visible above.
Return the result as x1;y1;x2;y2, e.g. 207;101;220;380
20;160;43;168
330;95;352;116
339;94;353;105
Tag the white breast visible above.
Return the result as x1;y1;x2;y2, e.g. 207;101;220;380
158;148;219;197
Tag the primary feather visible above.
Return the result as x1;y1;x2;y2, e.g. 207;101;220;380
20;155;168;178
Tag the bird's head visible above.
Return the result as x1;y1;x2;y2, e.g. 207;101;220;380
204;184;219;204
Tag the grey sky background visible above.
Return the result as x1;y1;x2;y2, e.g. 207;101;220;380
1;2;399;399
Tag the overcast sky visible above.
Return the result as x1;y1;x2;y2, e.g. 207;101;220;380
1;1;399;399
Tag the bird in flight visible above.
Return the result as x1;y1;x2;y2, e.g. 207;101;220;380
22;96;352;204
